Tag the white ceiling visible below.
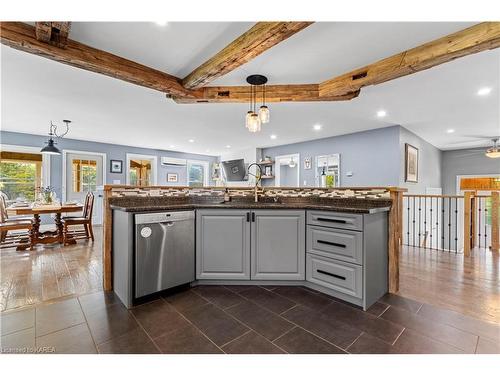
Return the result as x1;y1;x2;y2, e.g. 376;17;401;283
1;22;499;156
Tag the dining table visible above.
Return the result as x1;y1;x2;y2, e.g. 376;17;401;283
6;203;84;247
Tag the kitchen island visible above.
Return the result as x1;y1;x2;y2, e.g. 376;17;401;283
105;187;402;310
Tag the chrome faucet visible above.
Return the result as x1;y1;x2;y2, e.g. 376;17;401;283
247;163;263;203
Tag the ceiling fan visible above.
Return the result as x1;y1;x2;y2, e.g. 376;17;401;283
446;136;500;158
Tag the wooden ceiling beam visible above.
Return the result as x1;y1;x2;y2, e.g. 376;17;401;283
182;22;313;89
35;22;72;47
319;22;500;97
170;84;359;103
0;22;196;97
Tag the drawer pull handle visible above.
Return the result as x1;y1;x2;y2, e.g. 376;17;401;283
317;269;346;280
317;218;347;224
317;240;346;248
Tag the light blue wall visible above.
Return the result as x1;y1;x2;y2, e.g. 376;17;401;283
398;127;443;194
261;126;402;187
1;131;217;199
441;148;500;195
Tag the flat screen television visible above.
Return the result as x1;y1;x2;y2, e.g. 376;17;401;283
221;159;248;181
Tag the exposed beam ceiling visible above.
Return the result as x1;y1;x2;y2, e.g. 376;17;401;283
319;22;500;97
35;22;71;48
0;22;195;97
182;22;313;89
170;84;359;103
2;22;499;106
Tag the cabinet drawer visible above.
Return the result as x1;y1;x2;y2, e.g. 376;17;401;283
307;210;363;231
307;226;363;265
306;254;363;298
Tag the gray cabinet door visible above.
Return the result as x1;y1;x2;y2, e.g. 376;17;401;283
196;209;250;280
251;210;305;280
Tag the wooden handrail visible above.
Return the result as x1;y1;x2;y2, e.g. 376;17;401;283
404;194;464;198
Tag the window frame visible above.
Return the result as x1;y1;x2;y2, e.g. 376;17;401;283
0;144;50;202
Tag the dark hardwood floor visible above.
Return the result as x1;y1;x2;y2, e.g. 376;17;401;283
0;227;102;312
399;245;500;324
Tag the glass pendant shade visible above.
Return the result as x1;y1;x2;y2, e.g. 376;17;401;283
259;105;270;124
247;113;261;133
40;138;61;155
288;158;296;168
245;111;253;129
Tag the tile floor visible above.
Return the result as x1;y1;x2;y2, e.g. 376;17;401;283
1;285;499;354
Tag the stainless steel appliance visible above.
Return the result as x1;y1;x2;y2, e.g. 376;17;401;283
134;211;195;298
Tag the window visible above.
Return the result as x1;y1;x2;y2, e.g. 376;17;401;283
72;159;97;193
0;151;42;202
187;161;209;187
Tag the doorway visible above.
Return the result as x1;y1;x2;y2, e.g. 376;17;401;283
63;150;105;224
126;153;158;186
275;154;300;187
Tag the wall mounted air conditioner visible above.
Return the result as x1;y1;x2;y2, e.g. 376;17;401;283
160;157;187;166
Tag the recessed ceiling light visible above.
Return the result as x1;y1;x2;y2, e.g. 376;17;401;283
477;87;492;96
169;144;176;148
377;110;387;118
188;139;194;143
270;134;277;140
154;21;168;26
225;145;231;148
446;129;455;134
313;124;322;131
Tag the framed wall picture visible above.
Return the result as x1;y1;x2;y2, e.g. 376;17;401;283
405;143;419;183
304;157;312;170
167;173;178;183
110;159;123;174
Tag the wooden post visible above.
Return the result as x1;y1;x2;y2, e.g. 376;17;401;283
389;189;404;293
470;195;476;249
491;191;499;252
463;191;472;257
103;188;113;291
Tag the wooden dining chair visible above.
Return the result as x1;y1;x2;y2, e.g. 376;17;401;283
62;192;95;245
0;197;34;250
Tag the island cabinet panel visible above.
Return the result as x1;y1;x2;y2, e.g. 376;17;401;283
307;211;363;231
196;209;251;280
307;225;363;265
251;210;305;280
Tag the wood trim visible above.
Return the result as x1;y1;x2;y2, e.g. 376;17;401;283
0;22;195;97
319;22;500;97
182;22;313;89
463;191;472;257
491;191;499;252
171;84;359;103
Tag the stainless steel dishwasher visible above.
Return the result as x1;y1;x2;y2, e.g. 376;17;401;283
135;211;195;298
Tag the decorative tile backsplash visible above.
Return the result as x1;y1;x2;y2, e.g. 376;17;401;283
108;186;391;199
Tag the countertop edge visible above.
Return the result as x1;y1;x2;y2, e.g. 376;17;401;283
110;203;390;215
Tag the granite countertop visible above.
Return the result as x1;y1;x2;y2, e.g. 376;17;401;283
109;196;392;214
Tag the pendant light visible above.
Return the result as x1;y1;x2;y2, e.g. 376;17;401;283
259;83;270;124
288;157;297;168
245;75;269;132
41;120;71;155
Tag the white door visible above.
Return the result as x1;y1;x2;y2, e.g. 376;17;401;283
65;152;104;224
